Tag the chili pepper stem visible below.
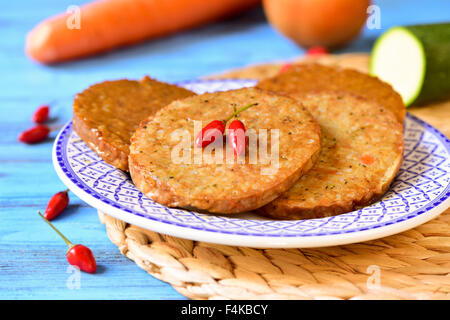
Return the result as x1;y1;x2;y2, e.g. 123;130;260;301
38;211;74;250
224;103;258;122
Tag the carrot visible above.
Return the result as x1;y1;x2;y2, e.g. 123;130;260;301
25;0;261;64
359;154;375;165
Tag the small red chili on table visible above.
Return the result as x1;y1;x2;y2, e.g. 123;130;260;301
38;211;97;274
44;189;70;220
32;104;50;123
18;124;50;144
306;45;329;56
195;103;257;155
279;63;292;73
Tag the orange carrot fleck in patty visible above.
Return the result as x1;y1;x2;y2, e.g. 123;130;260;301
359;154;375;165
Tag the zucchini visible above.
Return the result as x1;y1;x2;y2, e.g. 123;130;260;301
370;23;450;106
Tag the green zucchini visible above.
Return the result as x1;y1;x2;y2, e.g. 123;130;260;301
370;23;450;106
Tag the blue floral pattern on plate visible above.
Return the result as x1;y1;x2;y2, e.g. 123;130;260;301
53;79;450;247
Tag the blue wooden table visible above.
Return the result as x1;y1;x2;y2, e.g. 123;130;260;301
1;0;449;299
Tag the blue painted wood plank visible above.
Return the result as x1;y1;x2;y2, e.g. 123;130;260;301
1;0;449;300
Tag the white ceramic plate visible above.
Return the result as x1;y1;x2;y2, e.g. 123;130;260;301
53;79;450;248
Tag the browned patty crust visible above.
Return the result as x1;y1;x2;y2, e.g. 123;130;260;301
257;92;404;220
73;77;195;171
129;87;322;214
257;63;406;124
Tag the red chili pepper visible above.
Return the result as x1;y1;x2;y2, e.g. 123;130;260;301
38;212;97;274
195;103;257;149
306;45;329;56
228;120;247;156
44;189;70;220
195;120;226;148
66;245;97;274
279;63;292;73
18;124;50;144
32;105;50;123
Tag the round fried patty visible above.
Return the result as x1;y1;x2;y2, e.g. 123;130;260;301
73;77;195;171
257;92;404;219
257;63;406;124
129;87;321;214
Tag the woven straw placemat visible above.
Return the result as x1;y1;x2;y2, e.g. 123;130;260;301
99;53;450;300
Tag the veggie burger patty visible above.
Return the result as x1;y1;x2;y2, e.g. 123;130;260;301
257;92;404;219
258;63;406;124
73;77;195;171
128;87;322;214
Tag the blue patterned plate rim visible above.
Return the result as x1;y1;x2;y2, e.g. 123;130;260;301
52;78;450;248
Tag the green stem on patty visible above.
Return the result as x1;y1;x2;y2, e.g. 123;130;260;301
225;103;258;122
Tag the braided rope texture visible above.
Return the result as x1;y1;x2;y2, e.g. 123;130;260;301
99;210;450;300
98;53;450;299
